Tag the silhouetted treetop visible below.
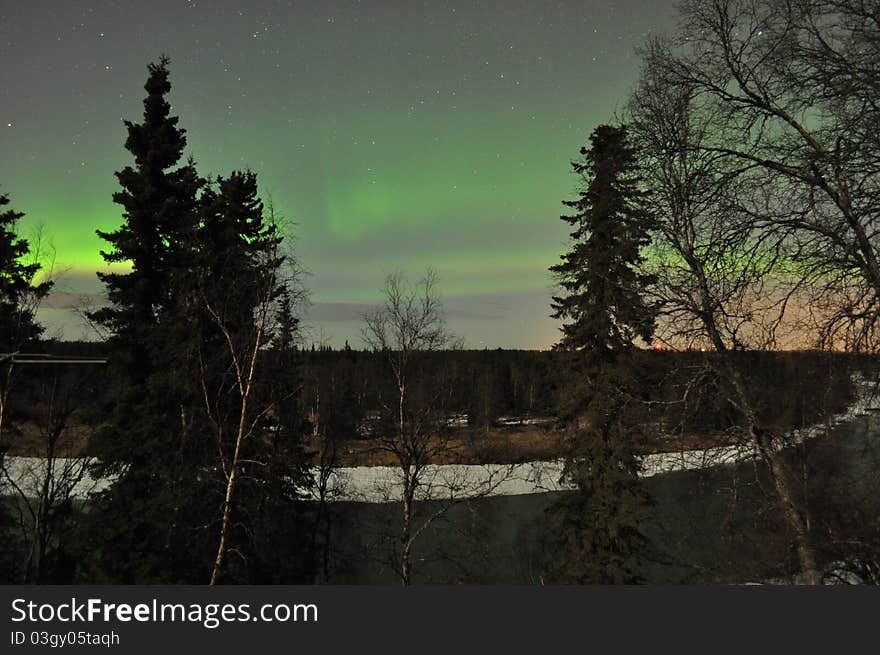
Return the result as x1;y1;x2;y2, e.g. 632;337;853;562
550;124;656;355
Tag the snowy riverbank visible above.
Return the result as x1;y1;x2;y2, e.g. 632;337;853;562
4;375;878;503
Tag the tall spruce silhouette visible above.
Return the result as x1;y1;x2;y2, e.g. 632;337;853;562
85;58;214;583
91;57;202;378
549;124;656;583
85;60;311;583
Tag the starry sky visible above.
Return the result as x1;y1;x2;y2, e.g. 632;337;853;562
0;0;676;348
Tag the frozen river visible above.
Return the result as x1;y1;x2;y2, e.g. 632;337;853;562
3;375;878;503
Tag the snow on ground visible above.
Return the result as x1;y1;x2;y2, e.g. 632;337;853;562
313;461;569;503
321;373;880;502
1;456;111;500
3;375;878;503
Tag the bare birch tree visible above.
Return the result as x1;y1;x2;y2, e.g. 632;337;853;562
196;183;310;585
1;369;95;582
649;0;880;351
627;56;824;583
361;270;512;584
204;270;274;585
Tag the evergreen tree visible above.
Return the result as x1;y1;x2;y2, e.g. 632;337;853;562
90;57;202;375
84;58;210;583
550;124;655;355
84;58;311;584
197;172;281;331
548;124;656;583
271;289;299;352
0;193;51;354
0;192;52;582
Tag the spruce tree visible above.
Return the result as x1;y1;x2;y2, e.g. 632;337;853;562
91;57;202;373
0;192;52;582
0;193;51;353
197;171;283;338
85;59;311;584
549;124;656;583
0;192;51;447
550;124;655;355
271;290;299;352
84;58;210;583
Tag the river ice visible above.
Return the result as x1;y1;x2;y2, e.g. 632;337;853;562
3;375;878;503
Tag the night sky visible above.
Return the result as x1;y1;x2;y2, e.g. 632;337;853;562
1;0;676;348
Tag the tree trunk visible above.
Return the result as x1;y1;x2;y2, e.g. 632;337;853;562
210;463;238;586
756;439;823;585
728;370;822;584
400;477;413;586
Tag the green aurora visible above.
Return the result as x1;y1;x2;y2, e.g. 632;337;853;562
1;0;677;346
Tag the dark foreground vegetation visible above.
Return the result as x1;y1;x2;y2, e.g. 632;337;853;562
0;343;876;583
318;418;880;584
